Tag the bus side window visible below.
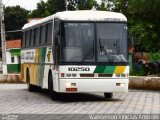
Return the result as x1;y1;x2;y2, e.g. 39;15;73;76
22;31;26;47
36;27;40;46
25;31;28;47
45;24;48;44
26;30;30;47
41;25;47;45
33;28;36;46
30;29;34;46
46;22;53;44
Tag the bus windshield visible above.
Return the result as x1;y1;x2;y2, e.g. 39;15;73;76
60;22;128;63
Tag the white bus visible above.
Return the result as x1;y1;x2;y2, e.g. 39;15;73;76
21;10;129;99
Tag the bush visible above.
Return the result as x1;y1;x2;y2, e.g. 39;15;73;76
148;50;160;62
130;50;160;76
130;66;146;76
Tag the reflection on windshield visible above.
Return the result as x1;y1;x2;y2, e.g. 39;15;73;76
61;23;95;62
60;22;128;63
99;38;113;62
97;23;127;62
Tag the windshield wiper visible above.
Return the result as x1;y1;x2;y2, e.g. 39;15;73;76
99;38;113;62
114;40;119;54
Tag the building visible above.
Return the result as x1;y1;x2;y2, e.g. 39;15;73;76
6;39;21;73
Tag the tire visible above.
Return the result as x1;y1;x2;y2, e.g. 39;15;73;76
48;72;58;100
26;69;37;92
104;93;113;99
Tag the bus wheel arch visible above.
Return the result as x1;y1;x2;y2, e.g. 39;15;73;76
26;67;36;92
48;70;57;100
26;67;30;84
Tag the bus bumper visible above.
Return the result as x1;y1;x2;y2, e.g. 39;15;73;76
59;78;129;93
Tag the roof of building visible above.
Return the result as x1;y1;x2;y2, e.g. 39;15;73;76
22;10;127;30
6;39;21;49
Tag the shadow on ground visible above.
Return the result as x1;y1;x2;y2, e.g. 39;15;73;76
30;88;122;103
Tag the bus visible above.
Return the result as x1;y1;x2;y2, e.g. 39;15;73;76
21;10;129;99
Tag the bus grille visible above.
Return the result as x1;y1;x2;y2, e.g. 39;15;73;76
80;74;94;77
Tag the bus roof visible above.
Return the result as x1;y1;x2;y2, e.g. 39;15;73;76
22;10;127;30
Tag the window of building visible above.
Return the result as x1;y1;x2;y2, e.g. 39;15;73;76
11;56;14;63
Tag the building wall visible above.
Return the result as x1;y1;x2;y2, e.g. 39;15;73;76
6;50;21;73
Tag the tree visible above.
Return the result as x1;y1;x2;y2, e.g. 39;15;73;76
29;0;98;18
113;0;160;52
4;5;29;40
28;0;50;18
97;0;114;11
29;0;66;18
46;0;66;14
77;0;97;10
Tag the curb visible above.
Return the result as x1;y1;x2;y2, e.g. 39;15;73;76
0;74;24;83
129;76;160;90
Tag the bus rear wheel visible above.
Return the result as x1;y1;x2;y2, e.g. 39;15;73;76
104;93;113;99
48;72;58;100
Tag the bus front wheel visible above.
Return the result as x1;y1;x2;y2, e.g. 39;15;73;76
104;93;113;99
48;72;58;100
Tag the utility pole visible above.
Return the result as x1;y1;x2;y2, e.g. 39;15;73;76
0;0;7;74
65;0;68;11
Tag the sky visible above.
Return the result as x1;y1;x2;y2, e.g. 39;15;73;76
2;0;101;11
2;0;48;10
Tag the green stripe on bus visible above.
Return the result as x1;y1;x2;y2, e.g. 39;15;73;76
94;66;116;74
38;48;46;63
104;66;116;74
94;66;106;73
37;48;47;86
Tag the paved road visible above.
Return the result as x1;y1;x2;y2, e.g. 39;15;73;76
0;84;159;115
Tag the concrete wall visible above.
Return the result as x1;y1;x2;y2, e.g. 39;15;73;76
129;76;160;90
0;74;23;83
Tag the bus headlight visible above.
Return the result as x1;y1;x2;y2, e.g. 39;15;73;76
66;83;71;87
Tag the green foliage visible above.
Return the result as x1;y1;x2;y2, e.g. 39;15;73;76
47;0;66;14
148;50;160;62
130;67;146;76
77;0;97;10
4;5;29;39
96;0;114;11
113;0;160;52
29;0;66;18
29;0;98;18
28;0;50;18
